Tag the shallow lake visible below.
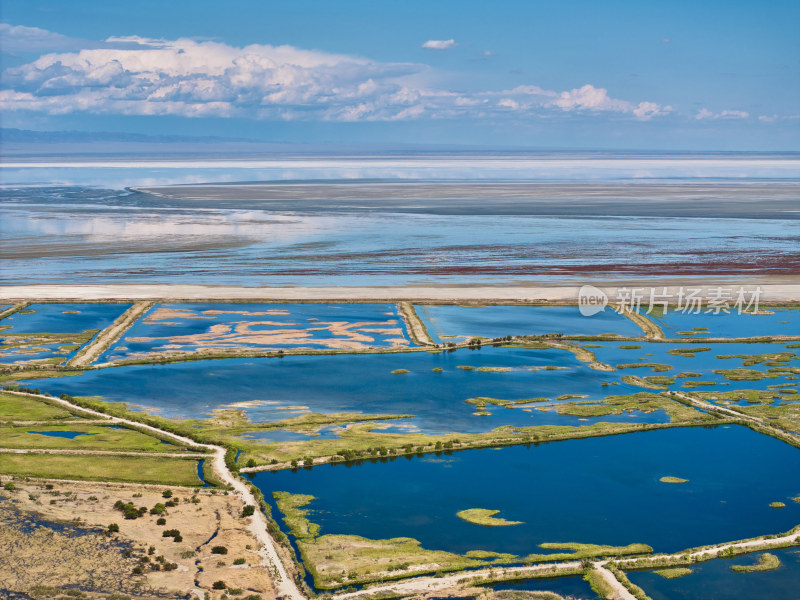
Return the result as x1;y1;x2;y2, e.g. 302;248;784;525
24;346;654;434
648;307;800;339
585;341;799;392
0;303;130;334
416;305;643;342
99;302;413;362
627;546;800;600
257;426;800;557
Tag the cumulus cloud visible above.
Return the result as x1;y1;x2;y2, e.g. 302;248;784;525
421;39;456;50
0;27;670;122
695;108;750;120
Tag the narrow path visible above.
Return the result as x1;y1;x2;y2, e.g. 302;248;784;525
1;389;306;600
336;561;584;599
398;302;435;346
620;309;664;339
68;301;154;367
593;564;638;600
0;302;30;321
669;391;798;442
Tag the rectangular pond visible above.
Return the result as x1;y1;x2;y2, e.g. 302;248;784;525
415;304;644;342
646;307;800;339
99;302;414;362
0;302;131;365
256;425;800;558
23;346;665;434
584;341;800;393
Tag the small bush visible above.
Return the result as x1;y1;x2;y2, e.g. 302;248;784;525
156;517;166;525
212;581;226;590
233;557;246;565
241;505;255;517
108;523;120;533
162;490;172;498
211;545;228;555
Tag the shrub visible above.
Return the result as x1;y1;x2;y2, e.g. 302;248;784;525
132;566;143;575
212;581;226;590
108;523;120;533
162;490;172;498
3;482;16;491
211;545;228;555
246;458;256;468
150;503;165;515
156;518;166;525
234;557;246;565
241;505;255;517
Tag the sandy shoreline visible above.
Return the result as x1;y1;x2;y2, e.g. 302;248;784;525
1;282;799;302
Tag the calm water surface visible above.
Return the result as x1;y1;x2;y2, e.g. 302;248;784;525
258;426;800;557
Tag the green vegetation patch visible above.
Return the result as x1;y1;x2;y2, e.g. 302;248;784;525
527;542;653;563
272;491;320;539
456;508;523;527
731;552;781;573
390;369;409;375
769;502;786;509
668;347;711;357
654;567;693;579
0;453;202;485
0;392;76;421
660;476;689;483
713;368;769;381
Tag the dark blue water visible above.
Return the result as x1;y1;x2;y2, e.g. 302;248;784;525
257;426;800;557
22;346;651;433
648;308;800;339
0;303;130;334
627;547;800;600
99;302;414;361
26;430;94;439
491;575;600;599
417;305;643;342
197;459;211;487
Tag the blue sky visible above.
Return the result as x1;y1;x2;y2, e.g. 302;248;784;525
1;0;798;149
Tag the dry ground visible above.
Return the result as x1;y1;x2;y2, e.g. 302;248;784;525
0;477;276;600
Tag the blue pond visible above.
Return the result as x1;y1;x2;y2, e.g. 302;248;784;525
26;430;94;439
416;305;643;343
99;302;414;361
1;303;131;334
22;346;655;434
586;341;799;392
627;547;800;600
647;307;800;339
258;426;800;557
491;576;599;599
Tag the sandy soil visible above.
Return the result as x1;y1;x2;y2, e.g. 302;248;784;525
0;478;275;600
1;282;799;302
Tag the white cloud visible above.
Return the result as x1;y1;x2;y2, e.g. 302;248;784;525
0;23;158;53
695;108;750;120
421;39;456;50
0;26;671;123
